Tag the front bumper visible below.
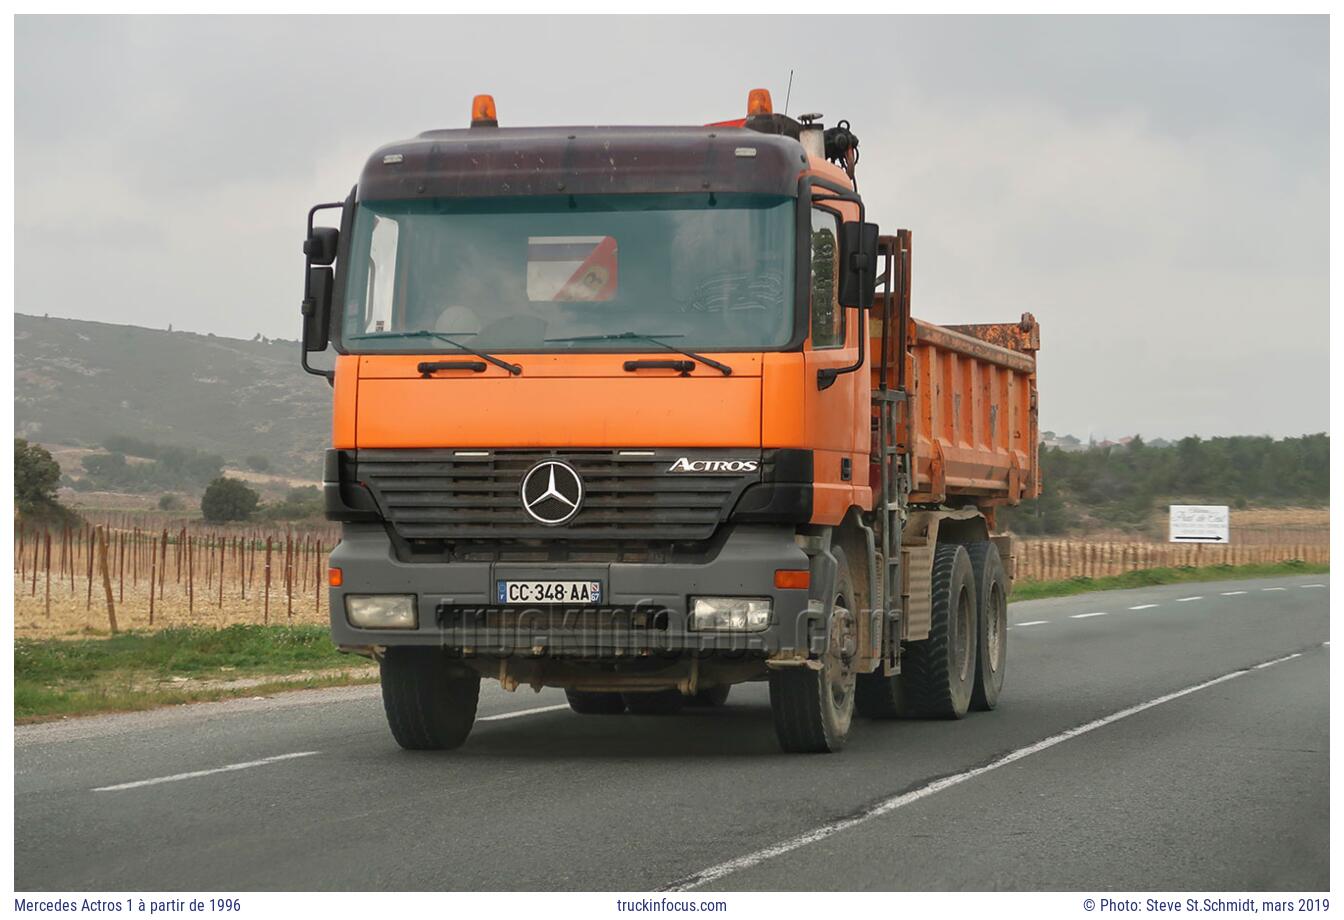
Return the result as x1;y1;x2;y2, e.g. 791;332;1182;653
328;523;828;658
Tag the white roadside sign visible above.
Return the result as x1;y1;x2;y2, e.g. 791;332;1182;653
1169;505;1230;544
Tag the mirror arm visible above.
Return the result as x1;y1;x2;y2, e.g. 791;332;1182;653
818;199;871;390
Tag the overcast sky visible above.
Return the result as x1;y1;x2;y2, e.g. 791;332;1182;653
15;15;1328;441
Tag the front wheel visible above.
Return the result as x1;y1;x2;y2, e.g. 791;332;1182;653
769;546;858;753
380;648;480;750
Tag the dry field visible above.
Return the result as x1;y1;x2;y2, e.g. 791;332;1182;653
15;515;337;639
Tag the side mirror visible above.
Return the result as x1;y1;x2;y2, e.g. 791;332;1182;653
302;266;333;353
838;221;880;309
304;227;339;266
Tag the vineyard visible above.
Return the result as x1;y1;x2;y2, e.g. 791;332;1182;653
12;511;1329;640
14;513;339;639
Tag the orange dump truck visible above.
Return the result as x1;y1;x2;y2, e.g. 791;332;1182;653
300;90;1040;753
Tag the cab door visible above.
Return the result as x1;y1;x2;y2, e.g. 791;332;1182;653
804;203;868;524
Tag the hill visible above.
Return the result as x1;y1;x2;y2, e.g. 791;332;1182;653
15;314;328;478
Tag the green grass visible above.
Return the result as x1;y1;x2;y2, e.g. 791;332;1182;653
15;625;376;722
1011;560;1329;601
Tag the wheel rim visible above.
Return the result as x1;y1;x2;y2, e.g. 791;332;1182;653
826;596;857;713
954;584;973;683
986;582;1005;674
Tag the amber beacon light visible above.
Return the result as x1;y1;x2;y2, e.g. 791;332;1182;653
747;88;773;116
471;94;499;127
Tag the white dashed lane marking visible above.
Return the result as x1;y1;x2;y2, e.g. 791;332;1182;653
1176;596;1203;603
1262;587;1287;592
1129;604;1159;610
1015;620;1049;627
1221;591;1248;596
94;751;320;792
478;704;570;723
1071;612;1107;619
1302;584;1326;588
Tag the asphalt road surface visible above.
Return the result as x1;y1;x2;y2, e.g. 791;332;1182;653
16;574;1329;891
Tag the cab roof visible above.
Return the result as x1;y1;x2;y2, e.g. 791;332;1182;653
357;125;809;201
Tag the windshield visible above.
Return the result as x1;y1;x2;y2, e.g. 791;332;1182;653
338;194;796;353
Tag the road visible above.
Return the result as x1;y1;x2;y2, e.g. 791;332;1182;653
15;575;1329;891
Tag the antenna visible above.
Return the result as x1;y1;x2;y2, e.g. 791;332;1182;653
783;69;794;117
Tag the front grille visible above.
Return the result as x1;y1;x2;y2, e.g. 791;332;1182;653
356;449;759;542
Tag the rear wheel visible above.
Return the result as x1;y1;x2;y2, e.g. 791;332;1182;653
687;684;731;707
769;546;858;753
379;647;480;750
897;542;978;719
966;541;1008;711
565;690;627;715
622;689;686;715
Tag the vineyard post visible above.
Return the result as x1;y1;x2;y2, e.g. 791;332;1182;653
314;541;321;613
97;526;118;634
159;528;168;593
31;527;40;595
286;533;293;620
263;537;272;625
187;534;194;615
218;537;225;608
149;531;157;626
118;530;125;603
85;527;95;608
44;530;51;619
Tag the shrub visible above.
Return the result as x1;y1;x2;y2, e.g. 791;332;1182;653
200;477;260;523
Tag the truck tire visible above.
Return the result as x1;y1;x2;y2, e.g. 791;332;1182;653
379;647;480;750
769;546;858;753
565;690;627;715
688;685;731;707
855;666;904;719
622;689;686;715
897;542;978;719
966;541;1008;711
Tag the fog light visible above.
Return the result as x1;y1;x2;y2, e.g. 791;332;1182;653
690;597;771;631
345;595;417;629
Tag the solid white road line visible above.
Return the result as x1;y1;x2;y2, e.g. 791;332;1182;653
1221;591;1248;596
478;703;570;722
1071;612;1107;619
1129;604;1159;610
661;648;1316;891
1176;596;1203;603
1262;587;1287;592
1302;584;1326;588
93;751;319;792
1015;620;1049;627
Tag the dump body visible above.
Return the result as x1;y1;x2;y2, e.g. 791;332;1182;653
902;315;1040;507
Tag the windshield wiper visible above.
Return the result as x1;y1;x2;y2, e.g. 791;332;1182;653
544;331;732;376
347;330;522;376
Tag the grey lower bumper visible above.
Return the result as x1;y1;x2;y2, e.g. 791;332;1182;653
327;524;826;657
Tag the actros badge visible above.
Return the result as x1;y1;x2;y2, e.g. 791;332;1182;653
520;460;584;525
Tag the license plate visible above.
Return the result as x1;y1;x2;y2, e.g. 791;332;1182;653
497;580;603;605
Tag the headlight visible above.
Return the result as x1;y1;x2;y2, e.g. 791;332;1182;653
345;595;417;629
690;597;772;631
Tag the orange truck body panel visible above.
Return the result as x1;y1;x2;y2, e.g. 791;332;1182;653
872;315;1040;509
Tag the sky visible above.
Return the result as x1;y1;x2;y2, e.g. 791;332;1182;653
14;15;1329;442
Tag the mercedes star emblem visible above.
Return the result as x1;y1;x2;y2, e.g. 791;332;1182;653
520;460;584;526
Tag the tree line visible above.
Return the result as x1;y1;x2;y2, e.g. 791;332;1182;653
1001;433;1329;535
